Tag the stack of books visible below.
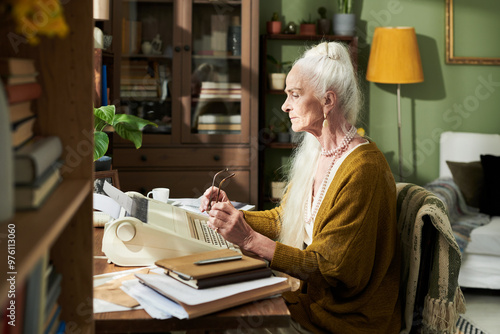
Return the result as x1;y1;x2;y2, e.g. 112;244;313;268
197;113;241;134
127;249;290;319
22;252;66;334
1;58;41;149
210;15;229;56
13;136;63;210
120;60;160;98
199;81;241;100
1;58;64;210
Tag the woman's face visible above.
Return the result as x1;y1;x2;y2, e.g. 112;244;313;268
281;66;324;135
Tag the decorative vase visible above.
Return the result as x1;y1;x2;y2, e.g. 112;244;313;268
266;21;282;35
141;41;152;55
317;19;331;35
299;23;316;36
0;81;14;222
271;181;286;199
333;13;356;36
95;155;112;171
227;25;241;56
277;132;290;143
268;73;286;91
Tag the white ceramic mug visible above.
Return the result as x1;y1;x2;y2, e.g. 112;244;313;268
147;187;170;203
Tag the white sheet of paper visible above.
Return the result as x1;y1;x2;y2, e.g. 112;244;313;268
135;273;287;306
93;297;143;313
170;197;255;214
121;279;188;319
103;180;135;215
93;193;121;219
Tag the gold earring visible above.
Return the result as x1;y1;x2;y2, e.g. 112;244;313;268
323;113;328;128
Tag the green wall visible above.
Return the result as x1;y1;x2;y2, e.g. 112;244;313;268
260;0;500;185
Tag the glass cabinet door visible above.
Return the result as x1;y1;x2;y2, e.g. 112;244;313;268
182;0;249;143
119;0;178;135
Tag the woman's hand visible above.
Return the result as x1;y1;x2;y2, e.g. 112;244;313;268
199;186;230;213
207;201;255;249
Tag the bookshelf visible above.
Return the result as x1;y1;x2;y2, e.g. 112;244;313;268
0;1;94;332
109;0;260;204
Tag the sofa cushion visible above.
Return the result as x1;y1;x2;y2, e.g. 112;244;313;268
446;160;483;208
480;155;500;216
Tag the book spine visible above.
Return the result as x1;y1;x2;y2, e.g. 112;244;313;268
101;65;108;106
0;80;14;222
196;268;273;289
5;82;42;104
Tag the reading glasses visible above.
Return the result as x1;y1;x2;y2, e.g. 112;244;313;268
208;168;235;211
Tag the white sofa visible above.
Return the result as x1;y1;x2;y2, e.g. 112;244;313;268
438;131;500;289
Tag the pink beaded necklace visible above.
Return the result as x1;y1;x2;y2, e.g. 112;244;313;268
304;126;357;225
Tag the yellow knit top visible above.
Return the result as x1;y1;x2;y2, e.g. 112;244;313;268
243;141;401;333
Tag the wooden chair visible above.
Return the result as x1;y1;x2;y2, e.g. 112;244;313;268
396;183;465;334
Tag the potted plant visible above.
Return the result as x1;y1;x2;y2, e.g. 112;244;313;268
93;105;157;170
299;15;316;36
270;116;291;143
317;7;331;35
333;0;355;36
267;55;292;91
266;12;282;35
270;168;287;200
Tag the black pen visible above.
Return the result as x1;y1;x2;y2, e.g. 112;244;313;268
194;254;242;265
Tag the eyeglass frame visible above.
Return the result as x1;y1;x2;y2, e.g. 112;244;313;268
207;168;236;211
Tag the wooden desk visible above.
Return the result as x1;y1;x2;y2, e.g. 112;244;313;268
93;227;291;333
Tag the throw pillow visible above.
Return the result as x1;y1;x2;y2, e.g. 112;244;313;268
480;154;500;216
446;160;483;208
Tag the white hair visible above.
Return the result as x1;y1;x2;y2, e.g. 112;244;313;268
278;42;362;248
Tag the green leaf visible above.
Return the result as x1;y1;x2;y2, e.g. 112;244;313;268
94;131;109;161
113;113;157;130
94;105;115;126
114;123;143;149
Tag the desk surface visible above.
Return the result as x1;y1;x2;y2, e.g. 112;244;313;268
93;227;291;333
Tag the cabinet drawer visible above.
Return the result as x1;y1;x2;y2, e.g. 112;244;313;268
119;170;251;203
113;147;250;168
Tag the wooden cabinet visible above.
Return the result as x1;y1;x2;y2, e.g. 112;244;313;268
0;1;94;331
259;34;358;209
110;0;259;204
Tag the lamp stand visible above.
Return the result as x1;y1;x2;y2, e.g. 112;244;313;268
396;83;403;181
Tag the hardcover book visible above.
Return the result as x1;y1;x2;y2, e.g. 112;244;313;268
9;101;34;124
14;162;62;210
155;249;269;289
14;136;63;184
11;116;36;149
1;72;38;85
5;82;42;104
135;272;290;319
0;57;36;76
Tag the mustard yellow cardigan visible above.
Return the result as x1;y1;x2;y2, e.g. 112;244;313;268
243;142;401;333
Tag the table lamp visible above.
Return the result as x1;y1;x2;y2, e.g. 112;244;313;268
366;27;424;180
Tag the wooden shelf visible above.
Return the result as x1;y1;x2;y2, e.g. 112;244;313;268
267;142;297;149
0;179;91;298
264;34;356;41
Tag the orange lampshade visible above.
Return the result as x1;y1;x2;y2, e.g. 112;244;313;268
366;27;424;84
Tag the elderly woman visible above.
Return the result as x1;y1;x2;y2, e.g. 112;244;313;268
200;42;401;333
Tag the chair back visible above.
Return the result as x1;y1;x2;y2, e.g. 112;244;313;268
396;183;465;334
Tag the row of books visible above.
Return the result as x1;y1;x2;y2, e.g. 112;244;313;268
199;81;241;100
197;113;241;134
120;60;169;99
2;252;65;334
1;57;63;210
